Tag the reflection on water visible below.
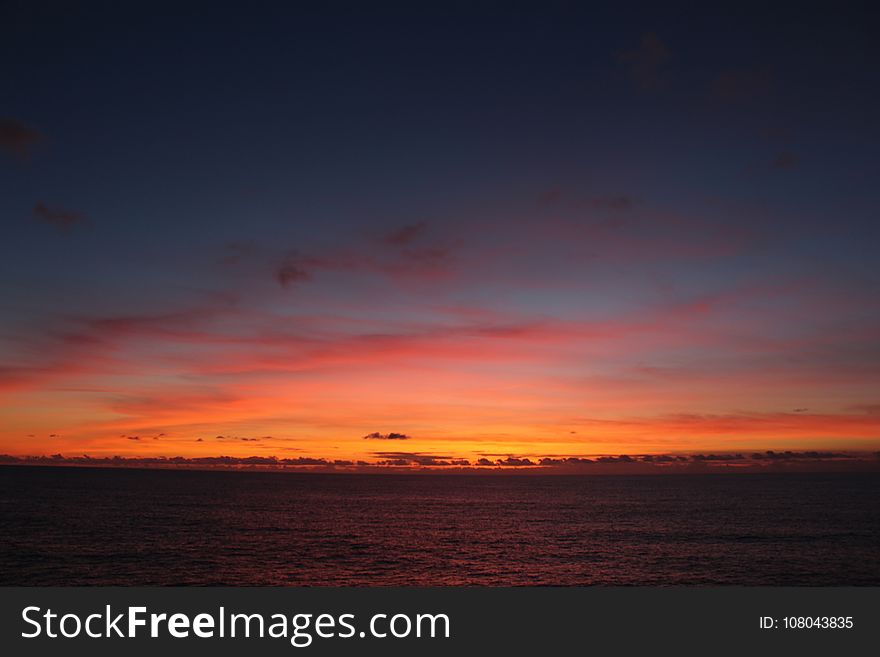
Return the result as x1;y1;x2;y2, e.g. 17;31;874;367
1;466;878;585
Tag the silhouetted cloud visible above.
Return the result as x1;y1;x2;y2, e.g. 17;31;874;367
750;450;846;461
0;118;43;159
1;450;878;473
641;454;674;463
691;453;745;462
33;202;87;231
539;457;594;466
284;457;331;465
596;455;634;463
616;33;670;90
372;451;459;466
362;431;410;440
495;456;534;466
0;454;336;468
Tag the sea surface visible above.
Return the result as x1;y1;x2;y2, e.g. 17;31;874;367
1;466;878;585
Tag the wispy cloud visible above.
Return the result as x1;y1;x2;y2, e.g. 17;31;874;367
275;253;312;288
33;202;87;231
383;221;427;246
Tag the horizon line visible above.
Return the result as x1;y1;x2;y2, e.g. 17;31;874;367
3;449;879;475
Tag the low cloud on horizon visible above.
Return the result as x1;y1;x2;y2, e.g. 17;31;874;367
2;450;877;475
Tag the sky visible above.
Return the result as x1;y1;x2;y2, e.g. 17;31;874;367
1;2;879;471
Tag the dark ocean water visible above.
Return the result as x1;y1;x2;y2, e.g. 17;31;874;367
1;466;878;585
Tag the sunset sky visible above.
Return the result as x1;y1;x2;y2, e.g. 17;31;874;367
1;3;878;470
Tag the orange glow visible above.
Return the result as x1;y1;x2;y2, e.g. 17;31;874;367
2;294;878;468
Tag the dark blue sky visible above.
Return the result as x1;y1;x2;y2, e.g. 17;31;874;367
4;3;878;253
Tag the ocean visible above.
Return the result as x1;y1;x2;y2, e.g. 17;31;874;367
1;466;878;585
